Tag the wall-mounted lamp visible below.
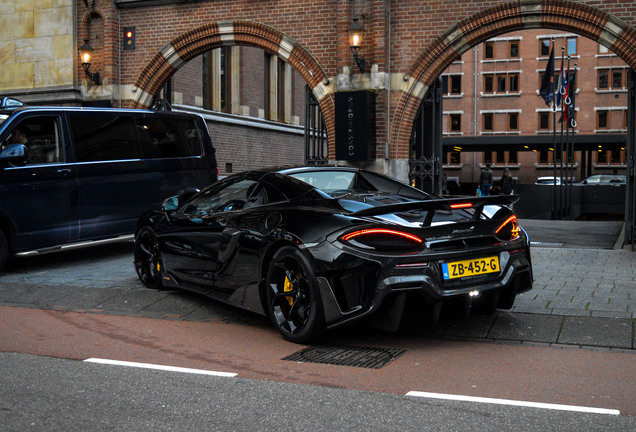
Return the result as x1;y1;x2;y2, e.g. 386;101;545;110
348;17;366;73
79;39;100;85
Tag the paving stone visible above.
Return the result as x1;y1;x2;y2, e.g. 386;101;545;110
558;316;633;349
488;313;562;343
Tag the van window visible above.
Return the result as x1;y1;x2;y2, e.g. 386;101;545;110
2;117;65;164
69;114;141;162
136;116;203;159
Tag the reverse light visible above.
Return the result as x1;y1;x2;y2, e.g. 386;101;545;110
495;215;520;240
341;228;423;251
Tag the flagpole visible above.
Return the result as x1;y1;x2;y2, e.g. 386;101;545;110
565;55;572;217
567;63;577;215
558;46;566;219
550;40;557;219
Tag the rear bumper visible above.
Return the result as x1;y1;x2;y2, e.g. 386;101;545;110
310;241;533;330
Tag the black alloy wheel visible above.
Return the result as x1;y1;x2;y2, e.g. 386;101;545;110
134;226;164;289
265;246;324;344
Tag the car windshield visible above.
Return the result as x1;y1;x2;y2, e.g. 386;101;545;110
0;114;8;128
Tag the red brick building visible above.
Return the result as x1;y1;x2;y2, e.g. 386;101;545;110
441;29;629;185
4;0;636;183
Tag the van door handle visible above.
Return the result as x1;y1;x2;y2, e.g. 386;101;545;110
57;168;72;176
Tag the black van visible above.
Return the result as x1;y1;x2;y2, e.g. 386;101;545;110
0;105;218;270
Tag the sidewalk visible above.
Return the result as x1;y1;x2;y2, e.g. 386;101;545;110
0;223;634;351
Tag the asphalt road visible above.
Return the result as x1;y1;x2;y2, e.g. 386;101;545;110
2;351;634;432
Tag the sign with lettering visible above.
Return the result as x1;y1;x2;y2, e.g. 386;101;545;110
335;91;376;161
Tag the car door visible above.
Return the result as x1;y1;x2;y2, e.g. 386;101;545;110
0;114;79;251
158;176;257;299
212;181;288;308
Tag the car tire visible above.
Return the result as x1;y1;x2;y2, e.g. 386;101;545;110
134;226;164;290
0;230;8;272
265;246;325;344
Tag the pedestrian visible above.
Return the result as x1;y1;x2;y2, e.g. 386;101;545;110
479;163;493;196
500;168;513;195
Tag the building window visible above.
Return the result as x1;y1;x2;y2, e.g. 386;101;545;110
450;114;462;132
539;150;550;164
567;37;577;55
483;151;517;165
264;54;289;122
597;111;608;129
484;42;494;59
509;41;519;58
612;70;623;88
450;75;461;94
207;47;233;113
484;75;494;93
483;113;493;131
444;75;462;95
599;44;610;54
276;57;286;122
596;148;624;165
508;113;519;130
540;39;551;56
539;112;550;130
598;68;625;90
509;74;519;92
598;70;609;89
485;73;519;93
446;151;461;165
497;75;506;92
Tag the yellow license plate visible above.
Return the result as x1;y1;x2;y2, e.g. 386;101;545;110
442;256;500;280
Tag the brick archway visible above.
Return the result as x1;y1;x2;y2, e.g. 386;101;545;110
392;0;636;159
130;19;335;144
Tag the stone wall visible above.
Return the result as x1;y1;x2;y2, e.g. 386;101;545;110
0;0;75;93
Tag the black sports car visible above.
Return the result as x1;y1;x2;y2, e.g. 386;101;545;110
134;166;532;343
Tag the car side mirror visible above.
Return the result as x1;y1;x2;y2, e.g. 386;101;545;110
162;196;179;212
0;144;28;166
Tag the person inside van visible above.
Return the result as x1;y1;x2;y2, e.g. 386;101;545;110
10;126;29;146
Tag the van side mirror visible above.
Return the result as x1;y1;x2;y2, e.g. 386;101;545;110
0;144;28;166
162;196;179;212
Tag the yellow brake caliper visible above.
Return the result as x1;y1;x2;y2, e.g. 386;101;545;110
283;271;294;306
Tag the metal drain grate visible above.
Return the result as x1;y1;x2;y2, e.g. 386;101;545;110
283;345;405;369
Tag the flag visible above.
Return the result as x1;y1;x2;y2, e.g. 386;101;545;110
539;46;555;107
559;64;569;123
556;56;566;107
567;68;577;127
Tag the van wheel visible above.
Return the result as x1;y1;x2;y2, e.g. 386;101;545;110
134;226;163;289
0;231;8;272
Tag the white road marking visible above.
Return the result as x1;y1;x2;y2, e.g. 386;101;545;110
406;391;620;415
84;358;237;377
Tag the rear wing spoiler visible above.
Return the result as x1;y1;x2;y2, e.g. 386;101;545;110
351;194;519;224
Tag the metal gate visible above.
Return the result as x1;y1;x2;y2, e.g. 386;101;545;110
626;70;636;248
409;77;443;194
305;85;328;165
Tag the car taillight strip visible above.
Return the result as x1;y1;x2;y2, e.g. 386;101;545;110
342;228;423;244
450;203;473;209
495;215;517;234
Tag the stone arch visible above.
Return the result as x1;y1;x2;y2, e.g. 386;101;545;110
130;20;335;144
392;0;636;159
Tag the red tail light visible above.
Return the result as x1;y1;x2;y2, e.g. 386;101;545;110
495;215;520;240
450;203;473;209
341;228;423;251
